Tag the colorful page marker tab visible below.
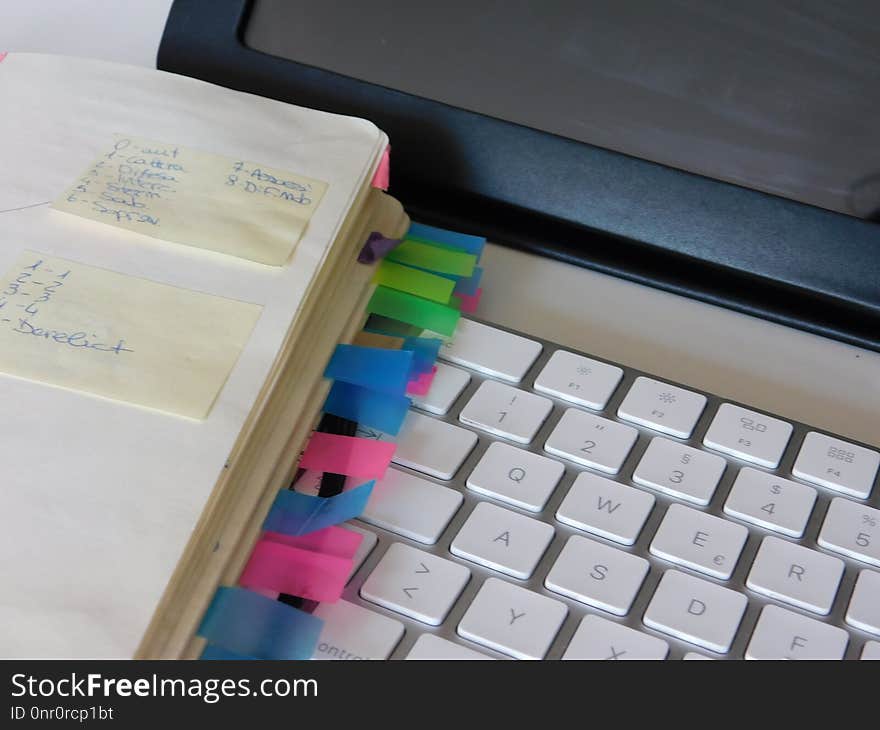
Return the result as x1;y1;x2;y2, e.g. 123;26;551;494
387;240;477;277
263;526;362;559
264;480;375;536
352;331;404;350
0;52;7;64
197;587;323;660
406;366;438;396
200;644;257;660
364;315;424;339
454;287;483;313
370;146;391;191
324;344;414;395
299;432;395;479
367;286;461;337
402;336;442;376
358;232;401;264
375;260;455;304
454;266;483;296
323;380;411;436
239;539;351;602
407;222;485;257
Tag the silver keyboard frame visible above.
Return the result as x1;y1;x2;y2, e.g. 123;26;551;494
341;316;880;660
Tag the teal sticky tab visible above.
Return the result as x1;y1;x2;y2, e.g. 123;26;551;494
408;222;486;258
264;481;375;536
200;644;257;660
363;315;423;338
323;381;410;435
324;344;413;395
454;267;483;296
403;336;442;375
197;587;323;660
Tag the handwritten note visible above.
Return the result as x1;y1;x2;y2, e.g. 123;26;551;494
0;251;262;418
52;135;328;265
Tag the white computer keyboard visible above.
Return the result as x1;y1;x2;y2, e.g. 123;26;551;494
304;317;880;660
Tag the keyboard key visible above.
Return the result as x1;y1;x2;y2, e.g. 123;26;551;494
440;318;542;383
361;468;463;544
311;600;404;660
556;471;655;545
360;542;470;626
405;634;494;660
450;502;555;579
457;577;567;659
817;497;880;568
746;536;844;615
533;350;623;410
617;377;707;439
846;569;880;635
649;503;748;580
745;604;848;660
643;570;747;653
545;535;649;616
632;437;726;506
393;410;477;480
562;614;668;660
863;641;880;660
544;408;638;474
703;403;793;468
344;524;377;580
459;380;552;444
792;431;879;499
723;467;817;538
411;363;470;416
466;441;564;512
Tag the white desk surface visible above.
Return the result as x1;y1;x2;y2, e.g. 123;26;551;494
3;0;877;447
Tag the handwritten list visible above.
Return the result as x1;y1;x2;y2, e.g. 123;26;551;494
52;135;328;265
0;252;263;418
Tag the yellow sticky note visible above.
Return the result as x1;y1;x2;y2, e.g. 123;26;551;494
0;252;262;418
52;135;328;266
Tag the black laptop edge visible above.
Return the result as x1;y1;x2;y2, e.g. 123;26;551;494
157;0;880;353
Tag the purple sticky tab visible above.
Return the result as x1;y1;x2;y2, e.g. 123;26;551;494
358;232;402;264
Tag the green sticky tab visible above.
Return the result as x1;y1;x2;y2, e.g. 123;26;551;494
367;286;461;337
375;260;455;304
387;239;477;277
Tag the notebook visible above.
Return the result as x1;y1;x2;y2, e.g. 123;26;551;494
0;53;408;658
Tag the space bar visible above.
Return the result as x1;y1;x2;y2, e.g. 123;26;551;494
392;411;478;480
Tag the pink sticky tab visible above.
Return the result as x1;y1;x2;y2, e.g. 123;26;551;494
453;287;483;314
299;432;395;479
239;540;351;602
0;52;7;63
263;527;362;560
371;146;391;190
406;366;438;396
250;587;280;601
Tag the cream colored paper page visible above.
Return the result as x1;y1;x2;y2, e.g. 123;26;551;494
0;252;262;418
52;135;327;266
0;53;385;658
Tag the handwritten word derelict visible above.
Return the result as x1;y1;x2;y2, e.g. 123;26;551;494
51;135;329;265
0;252;263;418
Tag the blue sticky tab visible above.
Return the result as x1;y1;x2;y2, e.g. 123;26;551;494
264;481;375;536
454;267;483;296
325;345;413;395
197;587;323;660
323;381;411;436
402;336;442;375
408;222;486;258
200;644;257;660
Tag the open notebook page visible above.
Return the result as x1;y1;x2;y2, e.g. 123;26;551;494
0;53;385;657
